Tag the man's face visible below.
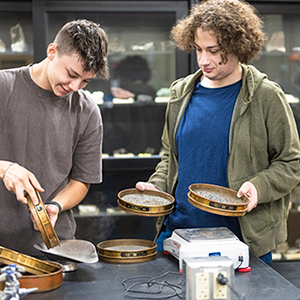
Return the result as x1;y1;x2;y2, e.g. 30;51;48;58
47;44;95;97
194;27;241;87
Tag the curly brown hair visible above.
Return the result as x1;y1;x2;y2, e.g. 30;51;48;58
171;0;266;64
54;19;109;80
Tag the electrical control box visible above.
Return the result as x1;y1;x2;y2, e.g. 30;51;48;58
182;256;234;300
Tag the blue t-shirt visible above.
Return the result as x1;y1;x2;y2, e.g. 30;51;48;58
165;78;243;240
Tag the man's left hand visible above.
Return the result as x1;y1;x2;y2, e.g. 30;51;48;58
30;204;59;231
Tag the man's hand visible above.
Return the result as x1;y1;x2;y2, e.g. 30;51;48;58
30;203;59;231
237;181;258;212
45;204;59;228
135;181;160;191
2;162;44;205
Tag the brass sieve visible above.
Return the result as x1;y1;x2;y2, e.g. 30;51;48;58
117;188;175;217
97;239;157;263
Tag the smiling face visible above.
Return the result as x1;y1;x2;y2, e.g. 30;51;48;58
194;27;242;88
46;43;96;96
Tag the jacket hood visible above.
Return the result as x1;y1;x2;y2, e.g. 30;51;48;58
240;64;268;104
170;69;202;101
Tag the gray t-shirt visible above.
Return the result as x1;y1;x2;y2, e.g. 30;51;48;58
0;66;102;257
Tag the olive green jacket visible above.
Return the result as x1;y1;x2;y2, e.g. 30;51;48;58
149;64;300;257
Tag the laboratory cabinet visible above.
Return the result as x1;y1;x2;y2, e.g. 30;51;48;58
0;2;33;68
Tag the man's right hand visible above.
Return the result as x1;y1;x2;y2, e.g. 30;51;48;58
135;181;159;192
2;162;44;205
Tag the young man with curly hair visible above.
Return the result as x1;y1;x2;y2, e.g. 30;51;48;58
136;0;300;263
0;19;109;257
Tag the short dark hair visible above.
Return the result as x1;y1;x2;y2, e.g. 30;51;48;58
171;0;266;64
54;19;109;80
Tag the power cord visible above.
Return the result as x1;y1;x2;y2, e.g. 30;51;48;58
122;271;183;299
237;256;244;269
217;273;245;300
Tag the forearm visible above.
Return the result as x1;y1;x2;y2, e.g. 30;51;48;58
52;179;90;211
250;159;300;204
148;152;169;190
254;92;300;203
148;128;170;190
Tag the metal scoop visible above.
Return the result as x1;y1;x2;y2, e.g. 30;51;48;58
34;239;99;264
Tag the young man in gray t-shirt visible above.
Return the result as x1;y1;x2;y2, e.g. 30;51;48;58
0;19;109;257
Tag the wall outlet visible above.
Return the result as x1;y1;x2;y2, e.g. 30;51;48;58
195;272;209;299
213;272;227;299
